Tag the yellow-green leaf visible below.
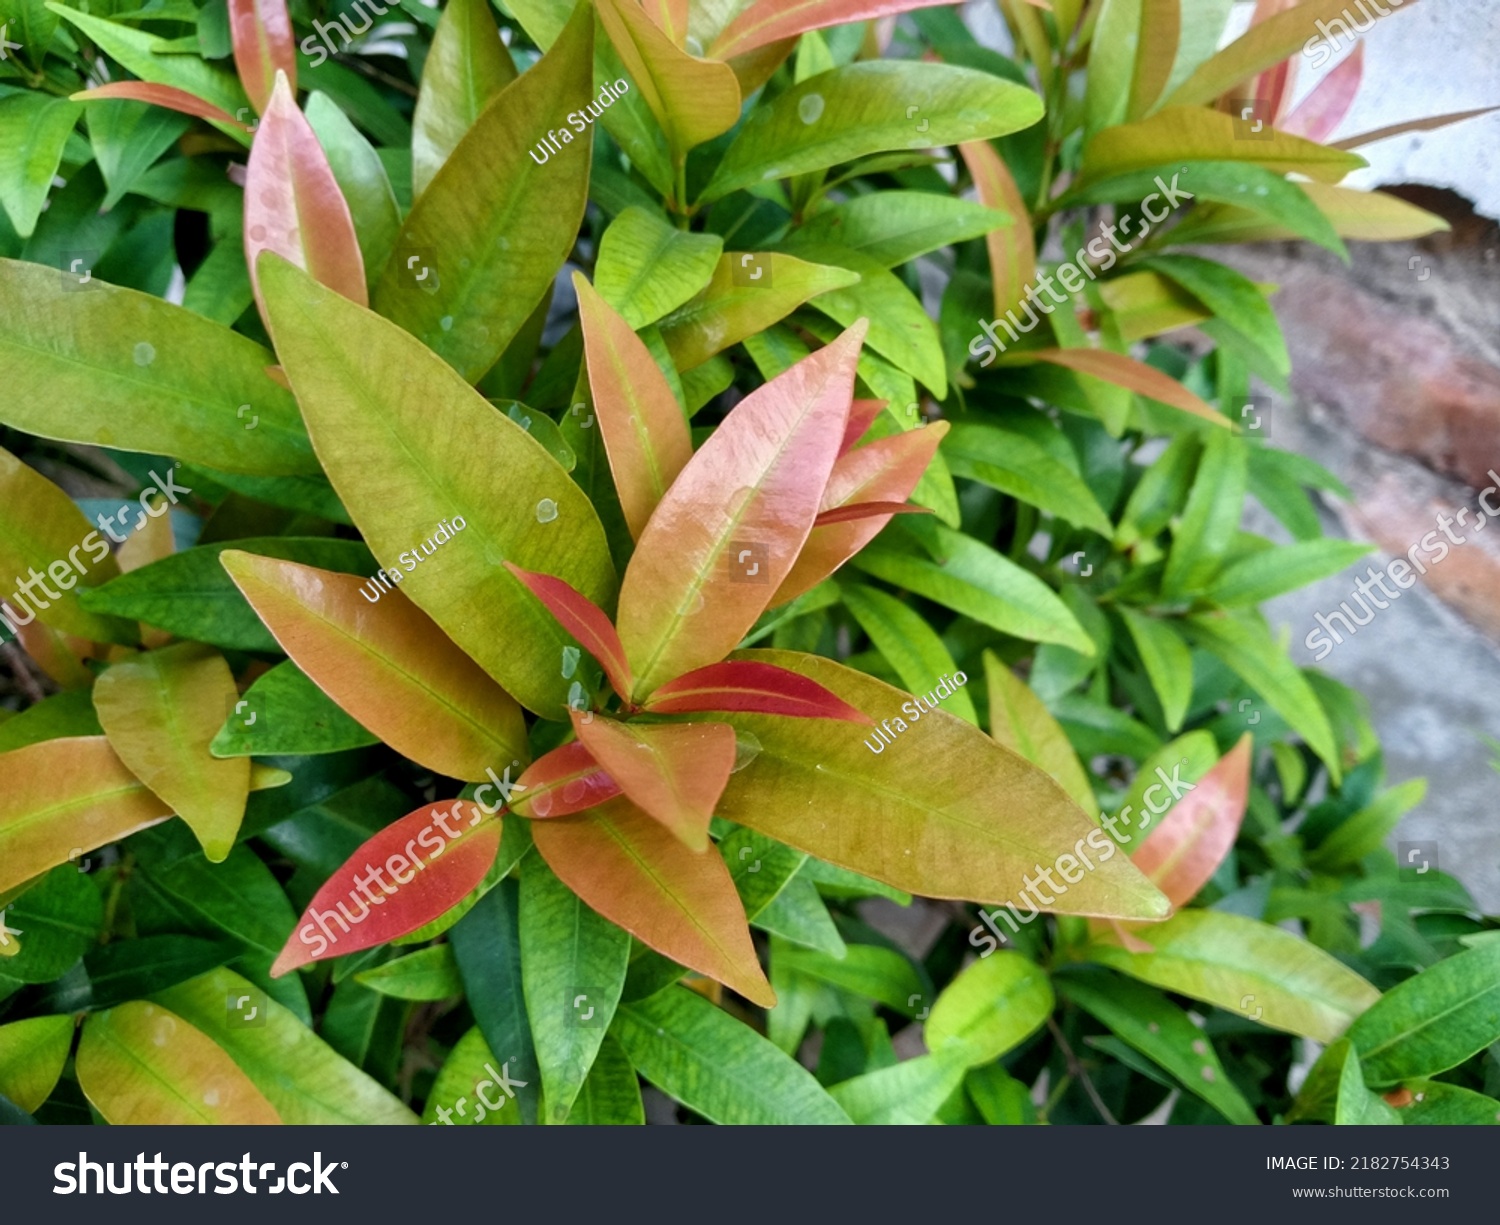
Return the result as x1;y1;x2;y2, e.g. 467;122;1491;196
411;0;517;198
719;650;1169;918
0;1015;74;1112
93;643;250;862
925;950;1054;1066
983;649;1097;816
258;256;617;718
1088;909;1379;1042
76;1001;281;1124
659;252;860;373
0;445;136;646
220;551;529;781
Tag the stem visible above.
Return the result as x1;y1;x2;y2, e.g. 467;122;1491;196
1047;1015;1118;1124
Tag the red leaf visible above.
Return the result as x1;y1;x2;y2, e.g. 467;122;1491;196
272;800;501;975
840;398;886;456
1281;44;1363;142
570;711;735;851
244;72;366;325
616;322;864;697
70;82;246;131
1131;735;1252;908
641;660;872;723
812;500;929;527
229;0;297;115
772;420;948;606
532;796;774;1006
709;0;960;59
504;561;634;700
511;740;622;819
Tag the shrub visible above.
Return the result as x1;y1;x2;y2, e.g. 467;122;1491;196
0;0;1494;1127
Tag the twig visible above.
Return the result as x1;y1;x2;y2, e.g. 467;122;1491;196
1047;1014;1118;1125
0;640;45;704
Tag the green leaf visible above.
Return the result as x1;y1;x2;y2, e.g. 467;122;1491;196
0;258;316;476
1397;1080;1500;1126
50;936;237;1013
1140;254;1289;377
983;650;1097;816
1117;608;1193;732
774;942;923;1012
209;660;379;757
719;650;1168;919
519;853;631;1124
752;874;846;957
850;520;1093;654
595;206;723;329
1345;943;1500;1087
1162;429;1248;598
420;1026;521;1125
1059;161;1348;260
942;422;1113;536
154;966;416;1123
86;99;191;212
658;252;859;372
1308;778;1427;871
966;1064;1036;1124
703;61;1043;201
1087;909;1379;1042
0;866;102;984
564;1033;643;1125
799;190;1009;268
781;238;947;397
78;537;373;652
828;1051;969;1124
448;876;541;1125
50;3;250;135
925;950;1053;1066
1185;611;1341;784
615;985;851;1124
306;91;402;288
0;95;80;238
1056;970;1258;1124
840;581;978;725
1335;1040;1401;1125
0;690;101;753
354;945;464;1000
259;257;617;717
0;1015;74;1113
1207;539;1372;607
371;0;594;381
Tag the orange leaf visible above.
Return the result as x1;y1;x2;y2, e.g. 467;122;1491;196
642;0;688;45
616;323;865;697
1281;44;1363;143
840;398;886;456
504;562;634;700
229;0;297;115
511;740;622;818
1028;349;1229;428
222;551;529;782
574;273;694;541
0;737;172;894
641;659;872;723
244;72;366;327
958;141;1034;324
69;82;247;131
709;0;960;60
569;712;735;851
1131;736;1252;908
531;796;773;1006
272;799;502;975
772;419;949;606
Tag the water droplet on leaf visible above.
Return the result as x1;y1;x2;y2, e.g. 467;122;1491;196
731;730;762;773
798;93;825;124
561;645;580;679
535;498;559;523
133;342;155;366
